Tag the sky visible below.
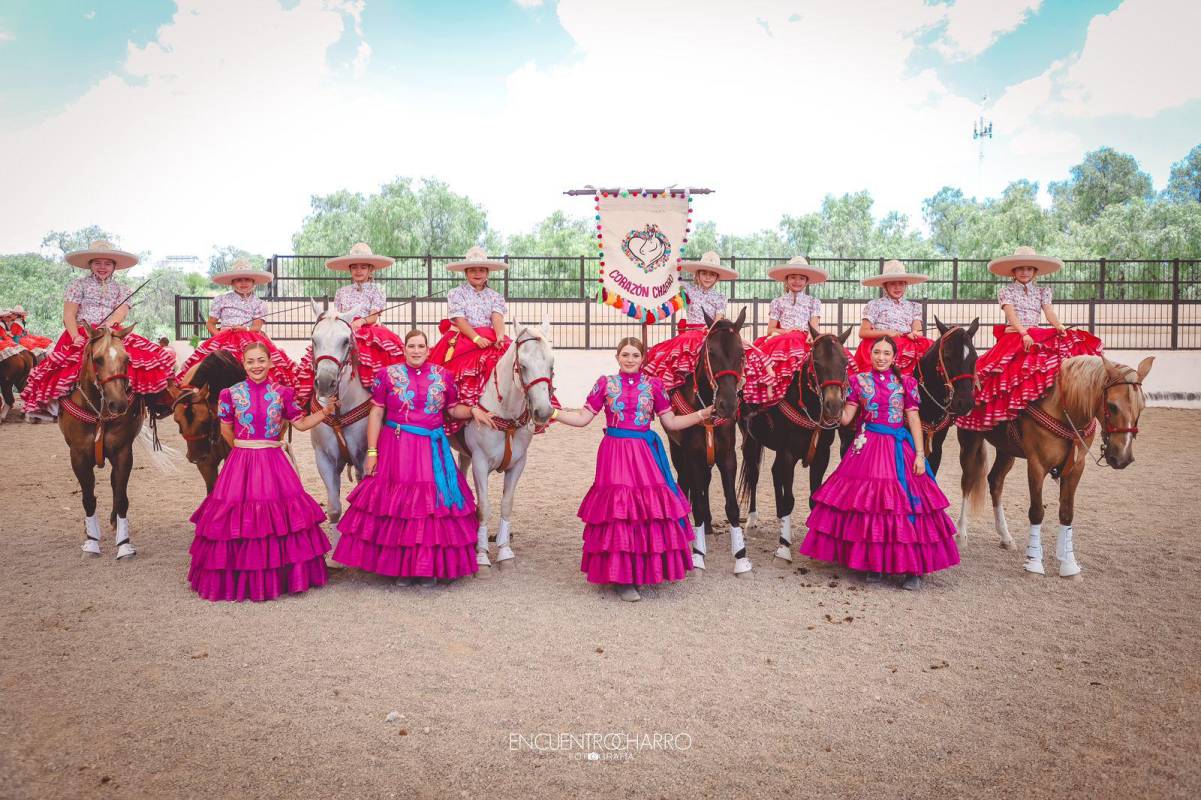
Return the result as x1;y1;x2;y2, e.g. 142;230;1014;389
1;0;1199;267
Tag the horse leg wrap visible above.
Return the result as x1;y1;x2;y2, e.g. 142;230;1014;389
1056;525;1081;578
692;525;707;571
115;517;136;560
82;515;102;555
496;519;515;562
730;526;752;575
475;523;491;567
774;517;793;562
1023;524;1044;575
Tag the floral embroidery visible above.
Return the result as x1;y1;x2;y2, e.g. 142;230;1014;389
424;367;447;415
905;377;920;408
633;375;655;426
262;384;284;438
388;364;415;409
230;382;254;433
885;374;904;424
218;400;232;420
604;375;625;421
854;373;879;421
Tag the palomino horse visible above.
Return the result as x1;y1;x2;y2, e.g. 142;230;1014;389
308;307;372;526
663;309;750;574
0;349;35;422
739;324;853;562
168;349;245;494
454;321;555;568
911;317;980;475
59;323;145;559
957;354;1153;578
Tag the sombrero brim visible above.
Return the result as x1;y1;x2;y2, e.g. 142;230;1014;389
325;255;395;271
681;262;738;280
862;273;928;287
65;249;138;270
988;254;1063;276
767;265;828;284
213;271;273;286
446;260;508;273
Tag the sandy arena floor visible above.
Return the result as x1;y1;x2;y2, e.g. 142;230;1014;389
0;408;1198;799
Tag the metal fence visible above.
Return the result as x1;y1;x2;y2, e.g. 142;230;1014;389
173;254;1201;349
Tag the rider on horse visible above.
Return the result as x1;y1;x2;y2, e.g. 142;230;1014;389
853;259;933;375
753;256;830;401
0;306;52;359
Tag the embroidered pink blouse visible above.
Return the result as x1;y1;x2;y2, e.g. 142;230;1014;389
998;282;1052;327
335;282;386;319
64;275;132;325
862;297;922;332
447;285;507;328
210;291;268;327
847;370;920;427
768;291;823;329
585;373;671;431
683;283;728;325
217;378;304;440
370;362;458;429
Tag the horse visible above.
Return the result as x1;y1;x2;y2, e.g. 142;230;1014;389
308;306;372;526
908;317;981;475
738;324;853;562
167;349;245;494
58;323;146;559
0;349;35;423
663;309;750;574
453;321;556;568
957;354;1154;579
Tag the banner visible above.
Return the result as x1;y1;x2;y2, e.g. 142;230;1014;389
595;190;691;323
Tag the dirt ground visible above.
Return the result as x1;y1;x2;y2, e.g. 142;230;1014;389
1;408;1199;800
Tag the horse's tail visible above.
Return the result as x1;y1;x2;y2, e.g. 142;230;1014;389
136;420;180;474
737;431;763;516
959;430;988;515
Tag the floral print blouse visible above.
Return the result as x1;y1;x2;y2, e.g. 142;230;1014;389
447;284;507;328
768;291;823;329
370;362;458;429
683;283;728;325
847;369;919;427
210;291;269;327
585;372;671;431
217;378;304;440
335;282;386;319
64;275;132;326
862;297;922;332
998;282;1052;327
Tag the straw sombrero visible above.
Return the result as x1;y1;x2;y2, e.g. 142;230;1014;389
212;258;273;286
988;246;1063;277
325;242;395;271
65;240;138;270
767;256;828;285
446;246;508;273
9;305;27;316
862;259;929;287
681;251;738;281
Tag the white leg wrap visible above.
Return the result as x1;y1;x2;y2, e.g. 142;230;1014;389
994;505;1013;547
692;525;706;570
1023;524;1044;575
1056;524;1081;577
730;526;752;574
774;517;793;562
956;498;968;540
496;518;515;562
115;517;136;560
82;515;102;555
476;523;491;567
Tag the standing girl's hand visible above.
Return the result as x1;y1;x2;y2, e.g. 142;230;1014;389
364;452;378;475
913;455;926;476
697;407;714;423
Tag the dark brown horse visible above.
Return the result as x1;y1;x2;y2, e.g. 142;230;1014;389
957;354;1153;579
738;324;853;562
60;323;146;559
665;309;749;574
0;349;35;422
168;349;245;494
908;317;981;474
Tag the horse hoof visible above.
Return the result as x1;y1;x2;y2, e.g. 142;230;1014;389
746;512;759;530
324;556;345;571
81;540;101;557
692;553;706;571
734;558;753;576
1059;561;1082;579
476;551;492;568
327;511;342;524
773;546;793;563
999;539;1016;550
954;533;967;545
1023;559;1045;576
496;546;515;562
115;543;137;560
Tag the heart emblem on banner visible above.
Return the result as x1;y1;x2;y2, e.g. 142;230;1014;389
621;224;672;274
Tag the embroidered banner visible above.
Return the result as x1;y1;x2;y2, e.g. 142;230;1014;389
595;191;691;323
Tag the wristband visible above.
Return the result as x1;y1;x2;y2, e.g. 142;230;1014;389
551;408;559;421
366;448;378;456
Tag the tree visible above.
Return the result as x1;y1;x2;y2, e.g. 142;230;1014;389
922;186;979;256
1164;144;1201;204
505;211;593;257
40;225;118;259
1049;147;1154;226
209;245;266;278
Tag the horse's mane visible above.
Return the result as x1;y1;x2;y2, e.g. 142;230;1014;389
192;349;246;394
1051;355;1107;421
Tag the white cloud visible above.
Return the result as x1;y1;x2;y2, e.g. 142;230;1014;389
513;0;544;8
933;0;1042;60
84;11;96;21
0;28;13;43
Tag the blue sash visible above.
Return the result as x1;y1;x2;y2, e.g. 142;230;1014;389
603;428;690;532
384;420;465;510
865;423;930;522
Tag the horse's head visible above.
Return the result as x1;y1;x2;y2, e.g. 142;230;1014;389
1098;356;1153;469
512;320;555;426
701;308;746;420
933;316;980;416
170;384;216;463
809;322;852;422
310;303;356;403
80;322;133;415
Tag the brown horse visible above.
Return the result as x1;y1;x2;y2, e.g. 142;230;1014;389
957;354;1154;578
738;324;853;562
665;308;749;574
168;349;245;494
0;349;35;422
60;323;146;559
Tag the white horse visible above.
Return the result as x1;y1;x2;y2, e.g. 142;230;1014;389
455;321;555;568
308;305;370;529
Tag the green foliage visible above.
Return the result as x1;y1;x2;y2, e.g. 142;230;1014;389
209;245;266;278
1049;147;1154;226
1164;144;1201;204
0;251;79;335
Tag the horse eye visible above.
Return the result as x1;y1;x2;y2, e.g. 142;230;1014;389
1107;402;1118;414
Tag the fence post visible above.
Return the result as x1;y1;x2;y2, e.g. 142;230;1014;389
752;300;759;340
1088;300;1095;335
584;296;591;350
503;254;511;297
921;299;928;332
951;257;959;300
1098;257;1106;300
579;255;585;299
410;297;417;331
1171;258;1180;350
426;254;433;297
729;255;737;301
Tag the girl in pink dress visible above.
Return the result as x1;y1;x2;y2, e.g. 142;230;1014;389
187;343;337;602
552;337;713;602
334;330;497;585
799;336;959;590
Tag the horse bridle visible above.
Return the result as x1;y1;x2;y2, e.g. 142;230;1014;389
693;322;744;413
1094;370;1143;465
490;334;554;408
799;333;847;429
77;334;130;424
915;326;976;418
311;316;358;392
171;387;221;458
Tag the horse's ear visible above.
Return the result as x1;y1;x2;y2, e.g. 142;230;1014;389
966;317;980;339
1136;355;1155;382
114;323;135;338
337;311;355;326
81;320;96;339
540;318;551;340
934;315;948;335
732;307;747;331
702;308;715;328
310;298;323;319
838;326;853;344
196;385;210;402
809;321;821;339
